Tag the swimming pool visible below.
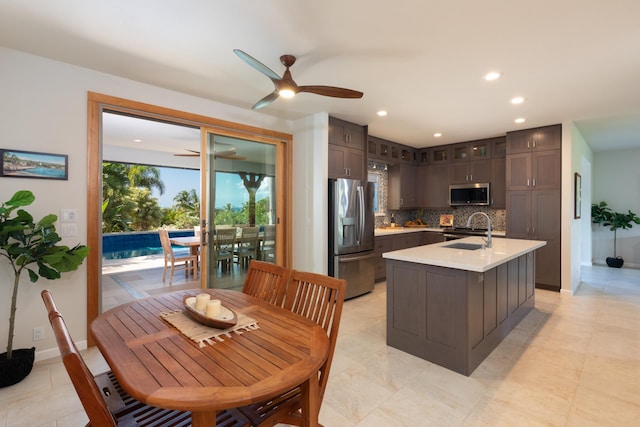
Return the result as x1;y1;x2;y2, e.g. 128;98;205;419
102;230;194;260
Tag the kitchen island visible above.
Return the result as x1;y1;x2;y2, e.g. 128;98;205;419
383;236;545;376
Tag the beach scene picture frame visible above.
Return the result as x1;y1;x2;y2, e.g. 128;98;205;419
0;149;68;180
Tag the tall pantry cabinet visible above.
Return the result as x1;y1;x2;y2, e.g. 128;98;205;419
506;124;561;291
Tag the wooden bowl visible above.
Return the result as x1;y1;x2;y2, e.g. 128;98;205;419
183;296;238;329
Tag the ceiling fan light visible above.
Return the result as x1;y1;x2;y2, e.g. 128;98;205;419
279;89;295;98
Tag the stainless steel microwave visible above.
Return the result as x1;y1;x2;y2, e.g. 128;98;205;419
449;183;490;206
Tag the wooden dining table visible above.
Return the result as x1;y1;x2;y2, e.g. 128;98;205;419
91;289;329;427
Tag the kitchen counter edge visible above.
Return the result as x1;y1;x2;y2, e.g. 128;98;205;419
382;236;545;272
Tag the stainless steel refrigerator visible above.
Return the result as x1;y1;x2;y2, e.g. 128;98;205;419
328;178;376;299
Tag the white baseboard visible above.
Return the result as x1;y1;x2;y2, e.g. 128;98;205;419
35;340;87;363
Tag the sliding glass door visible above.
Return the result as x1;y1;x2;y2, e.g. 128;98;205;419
200;129;286;289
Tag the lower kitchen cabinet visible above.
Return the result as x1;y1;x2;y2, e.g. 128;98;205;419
374;231;443;282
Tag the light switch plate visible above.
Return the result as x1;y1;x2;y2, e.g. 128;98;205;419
60;209;77;222
60;223;77;237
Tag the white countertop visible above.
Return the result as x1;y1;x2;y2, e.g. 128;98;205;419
382;236;546;272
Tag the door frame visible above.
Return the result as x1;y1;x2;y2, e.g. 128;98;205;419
87;92;292;345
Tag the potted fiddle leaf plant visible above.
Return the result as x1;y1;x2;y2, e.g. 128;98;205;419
591;201;640;268
0;190;89;387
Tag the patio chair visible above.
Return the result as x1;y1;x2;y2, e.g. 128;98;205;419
241;260;291;307
260;224;276;262
215;227;237;272
159;229;198;284
41;289;249;427
234;226;260;268
236;270;346;426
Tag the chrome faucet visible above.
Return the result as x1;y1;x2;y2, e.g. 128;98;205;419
466;212;492;248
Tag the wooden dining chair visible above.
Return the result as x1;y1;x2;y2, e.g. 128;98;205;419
159;229;198;284
41;289;250;427
235;270;346;426
241;260;291;307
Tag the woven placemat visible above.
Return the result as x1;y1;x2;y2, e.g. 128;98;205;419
161;310;259;348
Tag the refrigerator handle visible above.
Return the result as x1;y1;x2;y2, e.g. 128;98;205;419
356;185;365;246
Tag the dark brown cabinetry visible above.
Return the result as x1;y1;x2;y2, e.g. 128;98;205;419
506;124;561;154
423;163;450;208
506;124;561;290
329;117;365;150
450;160;492;184
388;163;418;209
328;117;367;181
386;251;535;375
374;231;437;282
490;157;506;208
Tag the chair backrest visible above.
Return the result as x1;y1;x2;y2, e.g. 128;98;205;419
41;290;118;426
239;226;259;247
242;260;291;307
158;229;174;259
262;224;275;243
216;227;237;249
283;271;346;401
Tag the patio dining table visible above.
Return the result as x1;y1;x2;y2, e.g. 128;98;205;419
91;288;328;427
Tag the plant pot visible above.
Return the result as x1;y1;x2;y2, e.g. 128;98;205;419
0;347;35;388
606;257;624;268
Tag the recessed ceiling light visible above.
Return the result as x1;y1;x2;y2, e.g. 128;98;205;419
483;71;502;81
511;96;525;104
434;132;442;138
377;110;388;117
514;118;526;124
133;139;142;143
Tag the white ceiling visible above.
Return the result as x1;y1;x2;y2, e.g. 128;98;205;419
2;0;639;152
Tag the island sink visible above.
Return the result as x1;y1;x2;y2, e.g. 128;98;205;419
443;242;484;250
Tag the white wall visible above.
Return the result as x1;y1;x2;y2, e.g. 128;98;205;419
0;47;297;360
291;114;329;273
563;123;593;294
592;148;640;267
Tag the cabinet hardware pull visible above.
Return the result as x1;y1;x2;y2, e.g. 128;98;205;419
527;178;530;187
533;178;536;187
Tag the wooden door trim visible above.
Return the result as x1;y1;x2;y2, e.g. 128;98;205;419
87;92;292;345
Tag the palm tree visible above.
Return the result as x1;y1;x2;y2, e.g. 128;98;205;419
127;164;165;195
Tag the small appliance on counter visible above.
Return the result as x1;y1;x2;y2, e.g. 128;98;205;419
328;178;375;299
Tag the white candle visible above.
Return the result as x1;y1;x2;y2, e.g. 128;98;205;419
195;293;210;311
206;299;222;318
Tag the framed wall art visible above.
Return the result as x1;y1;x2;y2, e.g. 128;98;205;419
574;172;581;219
0;149;68;180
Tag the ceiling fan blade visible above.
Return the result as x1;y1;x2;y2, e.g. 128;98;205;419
252;91;280;109
234;49;282;82
173;149;200;157
297;85;364;99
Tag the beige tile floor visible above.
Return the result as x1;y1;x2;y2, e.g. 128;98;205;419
1;264;639;426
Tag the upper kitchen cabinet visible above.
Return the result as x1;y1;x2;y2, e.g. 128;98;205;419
368;136;390;162
368;135;417;164
328;117;367;181
388;163;418;209
426;146;451;164
450;160;492;184
329;117;366;150
506;124;561;154
451;140;491;162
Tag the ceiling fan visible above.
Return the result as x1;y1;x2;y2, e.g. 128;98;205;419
174;148;246;160
234;49;364;109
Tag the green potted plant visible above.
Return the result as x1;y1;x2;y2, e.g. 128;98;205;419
591;201;640;268
0;190;88;387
